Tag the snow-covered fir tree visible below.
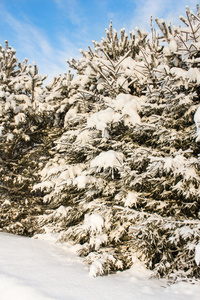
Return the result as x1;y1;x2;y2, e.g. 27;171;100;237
1;5;200;281
67;22;148;98
44;71;74;128
0;41;52;235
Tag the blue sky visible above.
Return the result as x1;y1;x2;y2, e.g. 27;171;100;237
0;0;197;81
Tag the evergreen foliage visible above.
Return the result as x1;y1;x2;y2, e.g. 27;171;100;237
1;5;200;282
0;42;51;235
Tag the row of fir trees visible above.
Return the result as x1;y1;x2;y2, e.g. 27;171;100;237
0;5;200;281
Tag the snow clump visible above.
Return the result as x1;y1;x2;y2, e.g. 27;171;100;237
195;243;200;266
84;214;104;234
194;106;200;142
90;150;124;177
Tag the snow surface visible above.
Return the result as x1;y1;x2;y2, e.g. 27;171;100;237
0;232;200;300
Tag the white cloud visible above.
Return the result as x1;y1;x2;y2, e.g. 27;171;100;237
129;0;198;32
53;0;85;26
0;5;80;81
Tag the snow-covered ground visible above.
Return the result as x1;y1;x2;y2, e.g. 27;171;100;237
0;232;199;300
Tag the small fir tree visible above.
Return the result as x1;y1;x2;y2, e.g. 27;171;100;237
0;42;51;235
